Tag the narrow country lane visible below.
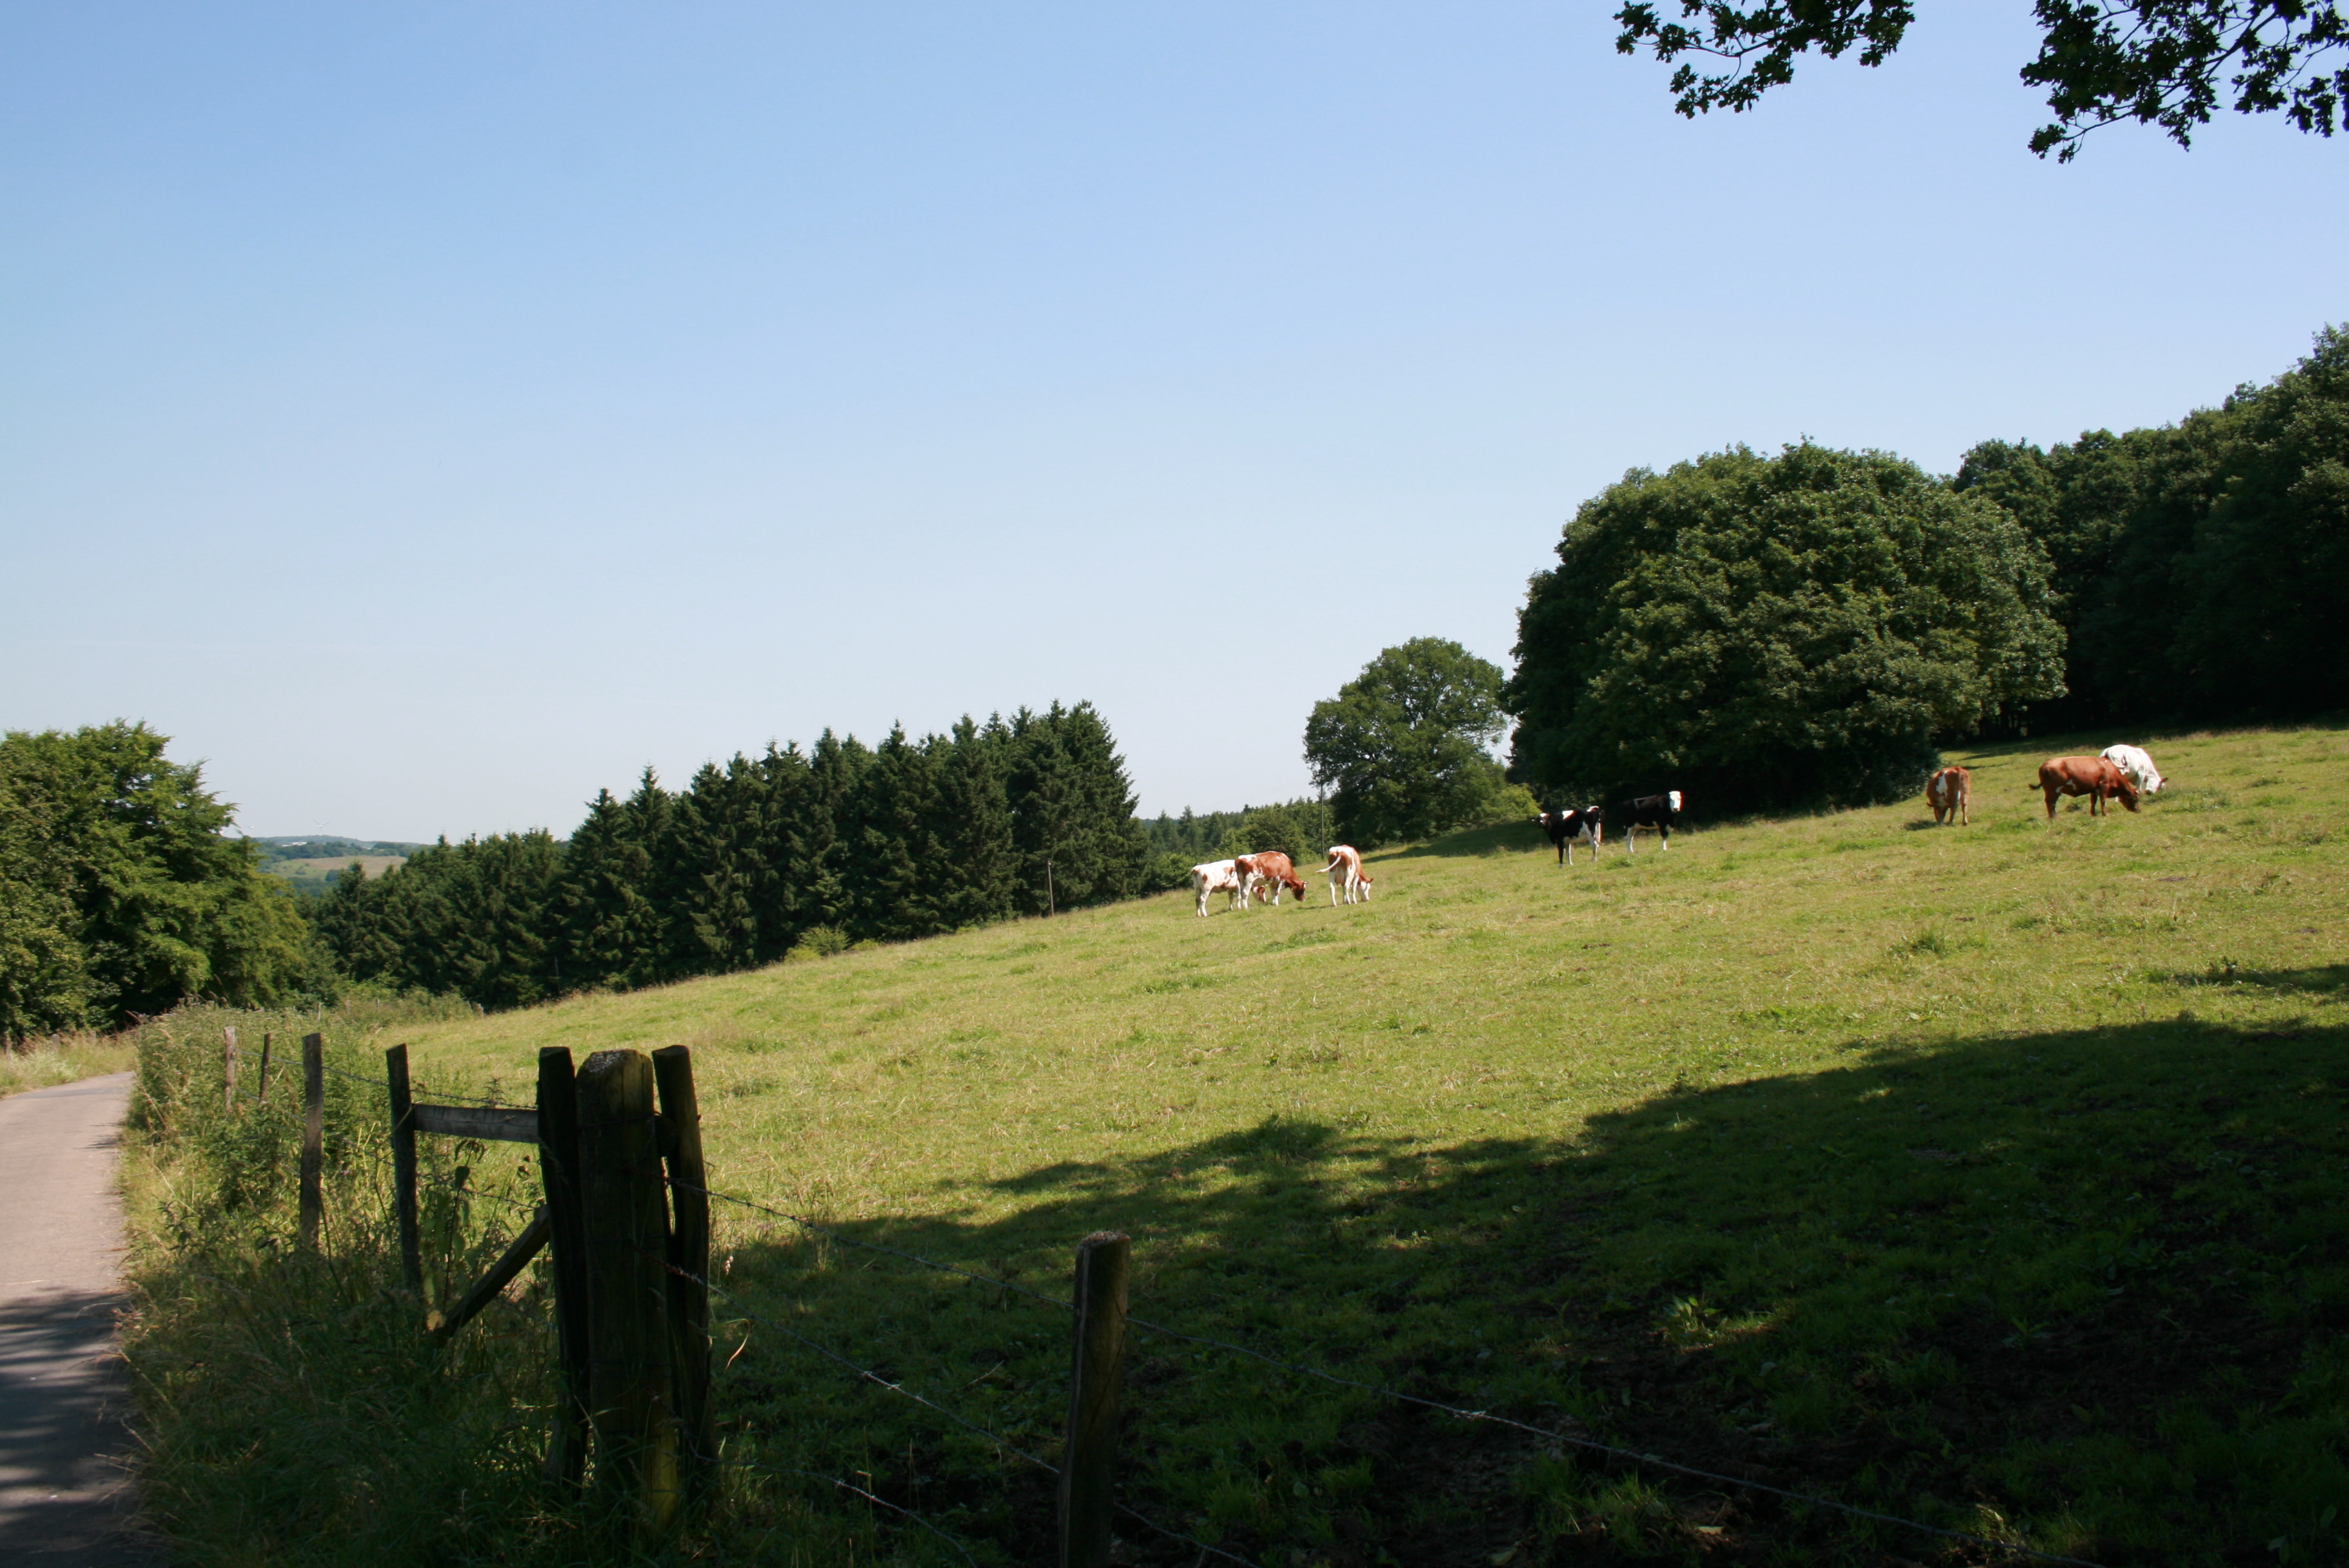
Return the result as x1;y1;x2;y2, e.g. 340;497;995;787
0;1073;156;1565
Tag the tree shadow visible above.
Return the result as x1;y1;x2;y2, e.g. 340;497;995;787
1384;823;1552;860
707;1016;2349;1566
0;1284;153;1565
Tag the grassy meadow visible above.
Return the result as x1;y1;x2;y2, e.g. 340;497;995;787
121;721;2347;1566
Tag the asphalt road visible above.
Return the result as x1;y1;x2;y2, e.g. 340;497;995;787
0;1073;157;1565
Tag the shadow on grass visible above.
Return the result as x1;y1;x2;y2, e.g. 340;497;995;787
712;1007;2349;1567
1382;822;1553;861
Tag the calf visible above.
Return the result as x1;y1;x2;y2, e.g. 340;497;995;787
1234;851;1308;908
1925;766;1971;827
1533;807;1603;865
1320;845;1373;905
2035;756;2139;820
1190;858;1244;917
1614;791;1683;853
2100;744;2165;797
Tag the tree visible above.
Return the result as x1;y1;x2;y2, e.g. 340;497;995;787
1613;1;2349;158
1951;325;2349;726
1304;639;1512;848
1506;445;2066;812
0;722;314;1033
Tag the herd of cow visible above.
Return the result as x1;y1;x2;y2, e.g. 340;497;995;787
1189;845;1371;915
1186;747;2168;916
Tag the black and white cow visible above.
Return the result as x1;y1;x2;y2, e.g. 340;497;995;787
1614;791;1683;853
1534;808;1603;866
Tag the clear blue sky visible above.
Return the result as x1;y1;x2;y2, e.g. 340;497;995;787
3;3;2341;840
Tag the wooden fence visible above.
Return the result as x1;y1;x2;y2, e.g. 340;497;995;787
267;1039;1133;1563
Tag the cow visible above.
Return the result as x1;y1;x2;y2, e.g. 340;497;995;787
1614;791;1683;853
1534;807;1603;865
2100;744;2165;797
1234;851;1309;908
1925;766;1971;827
2035;756;2140;820
1319;845;1373;906
1190;858;1245;917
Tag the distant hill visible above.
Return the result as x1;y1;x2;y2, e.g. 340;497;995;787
248;836;424;893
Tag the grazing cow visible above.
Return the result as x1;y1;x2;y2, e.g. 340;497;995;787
2035;756;2140;820
1234;851;1309;908
1190;858;1245;917
2100;744;2165;797
1925;766;1971;827
1533;807;1603;865
1614;791;1683;853
1320;845;1373;906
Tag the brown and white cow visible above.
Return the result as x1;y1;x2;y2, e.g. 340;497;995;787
1925;766;1971;827
2035;756;2140;820
1319;845;1373;906
1235;851;1309;908
1190;858;1245;917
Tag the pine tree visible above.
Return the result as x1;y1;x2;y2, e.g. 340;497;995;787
933;716;1016;930
556;788;664;991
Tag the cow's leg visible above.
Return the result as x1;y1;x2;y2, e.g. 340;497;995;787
1660;824;1670;851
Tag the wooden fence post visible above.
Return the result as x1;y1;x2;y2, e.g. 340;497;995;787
651;1046;713;1504
537;1047;592;1491
387;1043;421;1291
576;1049;679;1535
299;1033;324;1249
1058;1230;1131;1568
256;1032;273;1107
222;1026;239;1112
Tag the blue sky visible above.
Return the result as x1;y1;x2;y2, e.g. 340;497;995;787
3;3;2341;839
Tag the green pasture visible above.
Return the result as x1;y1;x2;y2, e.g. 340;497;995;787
123;721;2347;1566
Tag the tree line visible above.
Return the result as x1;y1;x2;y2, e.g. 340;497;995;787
1503;326;2347;814
309;702;1146;1012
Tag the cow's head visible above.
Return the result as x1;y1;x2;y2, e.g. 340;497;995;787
2114;776;2140;812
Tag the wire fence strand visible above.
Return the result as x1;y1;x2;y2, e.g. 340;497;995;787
1124;1315;2100;1566
677;1179;1074;1314
717;1453;980;1567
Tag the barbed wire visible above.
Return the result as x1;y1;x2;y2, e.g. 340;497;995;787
668;1254;1270;1568
676;1179;1074;1314
716;1451;979;1566
1113;1503;1263;1568
313;1061;521;1108
1123;1314;2099;1566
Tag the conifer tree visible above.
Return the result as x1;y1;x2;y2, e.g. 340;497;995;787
840;726;948;940
933;716;1017;930
555;788;664;991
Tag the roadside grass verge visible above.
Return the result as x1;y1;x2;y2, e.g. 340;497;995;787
2;1028;137;1095
120;721;2349;1565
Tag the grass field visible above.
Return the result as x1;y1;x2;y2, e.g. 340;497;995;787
261;852;406;892
122;721;2347;1566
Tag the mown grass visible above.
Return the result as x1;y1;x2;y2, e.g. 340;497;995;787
123;721;2349;1566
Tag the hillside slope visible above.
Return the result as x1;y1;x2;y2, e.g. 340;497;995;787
139;722;2349;1565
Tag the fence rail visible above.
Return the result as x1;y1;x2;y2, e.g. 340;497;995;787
266;1036;2102;1567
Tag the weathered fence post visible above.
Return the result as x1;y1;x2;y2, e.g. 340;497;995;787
386;1043;421;1291
651;1046;713;1504
299;1033;324;1248
1058;1230;1131;1568
576;1049;679;1535
256;1032;273;1107
537;1047;592;1491
222;1026;239;1111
